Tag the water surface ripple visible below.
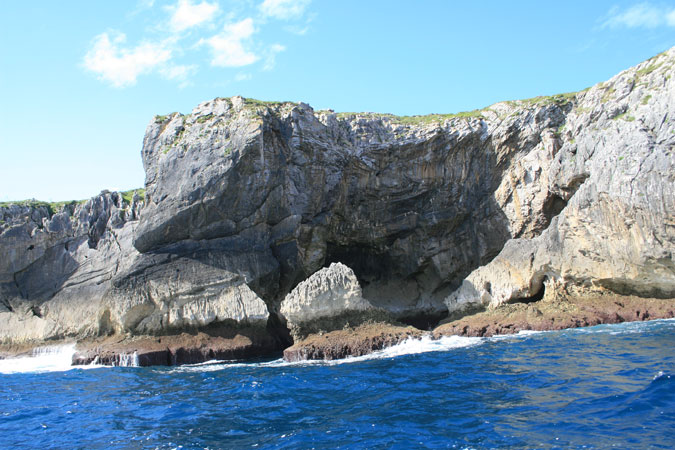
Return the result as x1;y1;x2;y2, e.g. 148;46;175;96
1;320;673;449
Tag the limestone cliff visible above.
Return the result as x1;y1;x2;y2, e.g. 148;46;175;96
0;191;270;348
0;48;673;358
446;49;675;313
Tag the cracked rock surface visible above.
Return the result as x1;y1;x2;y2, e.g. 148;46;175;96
0;48;673;362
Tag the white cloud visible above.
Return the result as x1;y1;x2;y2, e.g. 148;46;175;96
284;24;309;35
667;9;675;26
602;2;675;28
259;0;310;20
160;64;198;87
169;0;219;32
235;72;252;81
203;18;259;67
263;43;285;70
83;32;172;88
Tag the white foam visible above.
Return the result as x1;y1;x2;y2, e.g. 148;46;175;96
489;329;547;341
347;334;483;362
0;343;78;374
117;351;139;367
168;334;483;373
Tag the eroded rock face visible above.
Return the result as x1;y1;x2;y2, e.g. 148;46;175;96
0;191;271;346
133;90;573;320
0;192;143;342
280;262;385;340
281;263;371;323
1;48;673;355
446;48;675;313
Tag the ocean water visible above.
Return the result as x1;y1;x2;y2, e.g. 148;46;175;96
1;320;674;449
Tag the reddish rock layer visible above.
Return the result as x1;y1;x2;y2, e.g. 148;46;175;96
434;293;675;338
283;323;422;362
72;326;280;367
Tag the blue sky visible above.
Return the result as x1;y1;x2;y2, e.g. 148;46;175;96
1;0;674;202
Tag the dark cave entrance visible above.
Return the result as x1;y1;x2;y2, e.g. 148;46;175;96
323;242;447;330
508;277;547;305
542;194;567;223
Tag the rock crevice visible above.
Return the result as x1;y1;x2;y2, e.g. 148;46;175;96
1;48;674;364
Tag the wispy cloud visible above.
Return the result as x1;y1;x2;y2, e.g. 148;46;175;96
602;2;675;29
169;0;219;32
263;43;285;70
84;0;314;88
83;32;172;88
160;64;198;88
202;18;258;67
235;72;252;81
259;0;311;20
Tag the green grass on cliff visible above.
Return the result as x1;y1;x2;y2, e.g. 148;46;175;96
329;90;581;126
331;109;486;125
0;199;85;214
0;188;145;213
518;91;579;106
242;98;295;107
121;188;145;204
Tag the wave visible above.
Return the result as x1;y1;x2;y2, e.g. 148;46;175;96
168;334;484;374
571;317;675;335
0;344;78;374
3;317;672;374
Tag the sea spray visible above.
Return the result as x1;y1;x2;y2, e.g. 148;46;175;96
2;319;672;449
0;343;77;374
117;351;139;367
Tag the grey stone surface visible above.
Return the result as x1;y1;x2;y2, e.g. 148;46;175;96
0;191;270;344
281;262;372;324
134;92;572;320
1;48;673;347
446;48;675;313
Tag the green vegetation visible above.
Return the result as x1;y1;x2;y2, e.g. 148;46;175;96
601;86;616;103
642;95;652;105
0;189;145;214
196;113;214;124
154;113;178;124
243;98;295;108
555;123;566;137
121;188;145;205
636;62;664;77
518;91;578;106
224;146;233;157
392;109;486;125
613;112;636;122
332;90;581;126
333;109;485;125
0;199;84;215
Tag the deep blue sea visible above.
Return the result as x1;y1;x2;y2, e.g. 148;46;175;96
1;319;674;450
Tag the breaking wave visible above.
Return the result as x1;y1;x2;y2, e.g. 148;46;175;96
0;344;80;374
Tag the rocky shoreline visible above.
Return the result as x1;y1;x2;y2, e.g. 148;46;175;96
435;290;675;338
1;49;674;366
3;294;672;366
71;325;282;367
283;322;422;362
